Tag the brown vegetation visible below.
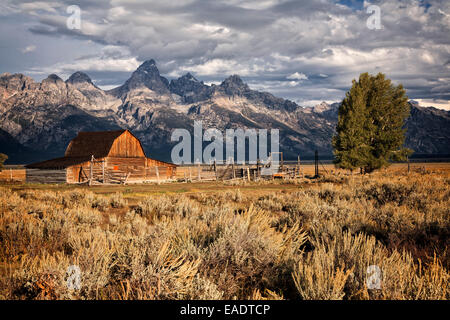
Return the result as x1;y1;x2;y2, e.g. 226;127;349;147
0;168;448;300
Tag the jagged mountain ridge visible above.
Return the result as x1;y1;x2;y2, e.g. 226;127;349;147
0;60;449;164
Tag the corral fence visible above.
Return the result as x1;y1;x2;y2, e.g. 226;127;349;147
175;157;307;182
75;156;176;185
0;168;26;182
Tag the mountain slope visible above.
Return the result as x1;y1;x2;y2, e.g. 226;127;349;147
405;104;450;154
0;60;449;164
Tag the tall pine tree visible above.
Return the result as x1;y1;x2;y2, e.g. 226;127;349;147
332;72;412;173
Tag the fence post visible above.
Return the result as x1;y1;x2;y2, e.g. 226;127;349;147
155;166;160;185
407;156;410;174
89;155;94;186
297;155;302;177
102;160;105;183
314;150;319;178
257;158;260;180
232;162;235;179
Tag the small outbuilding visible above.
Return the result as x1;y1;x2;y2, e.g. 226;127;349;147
26;130;176;184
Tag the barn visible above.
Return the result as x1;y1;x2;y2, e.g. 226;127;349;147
26;130;176;184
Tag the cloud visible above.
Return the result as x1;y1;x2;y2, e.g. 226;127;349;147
287;72;308;80
414;98;450;111
21;45;36;53
0;0;449;108
25;45;139;83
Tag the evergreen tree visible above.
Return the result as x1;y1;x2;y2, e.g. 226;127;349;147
332;72;412;173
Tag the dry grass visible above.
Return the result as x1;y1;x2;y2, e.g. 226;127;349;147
0;168;448;300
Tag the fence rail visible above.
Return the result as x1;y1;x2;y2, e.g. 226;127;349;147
0;169;26;182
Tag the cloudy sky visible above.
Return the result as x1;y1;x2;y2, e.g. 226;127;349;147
1;0;449;108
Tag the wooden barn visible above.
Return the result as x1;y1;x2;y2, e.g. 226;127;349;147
26;130;176;184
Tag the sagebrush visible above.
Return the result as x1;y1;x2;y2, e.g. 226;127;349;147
0;170;448;300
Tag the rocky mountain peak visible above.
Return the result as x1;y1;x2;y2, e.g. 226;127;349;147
218;75;250;96
169;73;211;103
109;59;170;97
0;73;35;91
43;74;64;84
136;59;159;75
313;102;331;113
0;73;37;102
222;75;246;87
183;72;197;81
409;100;420;107
67;71;93;85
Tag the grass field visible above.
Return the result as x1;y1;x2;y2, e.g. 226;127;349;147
0;163;449;300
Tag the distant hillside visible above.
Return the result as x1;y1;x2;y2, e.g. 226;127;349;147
0;61;449;164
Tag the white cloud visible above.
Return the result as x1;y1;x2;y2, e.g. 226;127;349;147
21;45;36;53
287;72;308;81
1;0;449;104
26;45;139;80
414;99;450;111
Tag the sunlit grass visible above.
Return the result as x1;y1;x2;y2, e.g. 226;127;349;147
0;168;448;300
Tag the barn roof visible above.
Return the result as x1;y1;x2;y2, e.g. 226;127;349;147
65;130;128;158
26;129;176;169
26;156;92;169
27;130;129;169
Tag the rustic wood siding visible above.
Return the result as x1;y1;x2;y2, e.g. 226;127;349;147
146;158;176;178
66;160;91;183
64;156;177;184
26;169;66;184
108;131;146;158
106;157;146;182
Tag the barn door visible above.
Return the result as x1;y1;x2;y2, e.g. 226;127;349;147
77;159;105;184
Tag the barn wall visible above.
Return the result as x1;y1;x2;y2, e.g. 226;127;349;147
146;158;176;178
66;160;92;183
106;157;146;182
65;157;176;184
26;169;67;184
108;131;146;158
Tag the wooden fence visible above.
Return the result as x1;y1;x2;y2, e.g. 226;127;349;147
0;169;26;182
72;158;176;185
174;162;304;182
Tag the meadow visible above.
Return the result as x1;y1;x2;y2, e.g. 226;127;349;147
0;163;448;300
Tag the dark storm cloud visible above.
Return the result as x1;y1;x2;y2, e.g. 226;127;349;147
1;0;449;107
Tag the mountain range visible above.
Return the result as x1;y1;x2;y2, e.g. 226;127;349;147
0;59;449;164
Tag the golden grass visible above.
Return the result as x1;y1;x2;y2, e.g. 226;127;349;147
0;166;448;300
